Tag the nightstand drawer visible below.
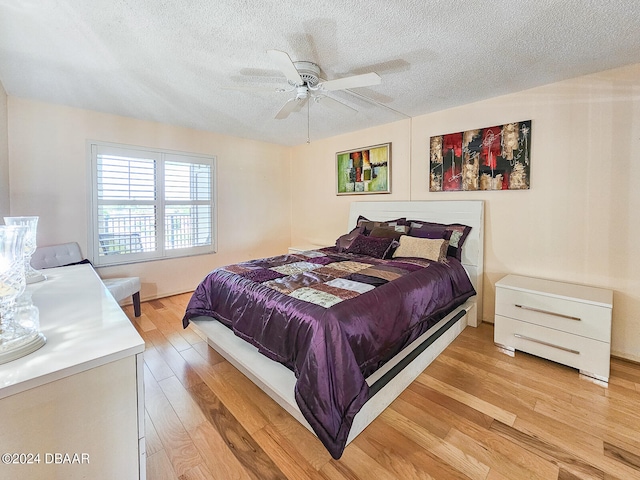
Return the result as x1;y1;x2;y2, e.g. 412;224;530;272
495;315;610;379
495;288;611;342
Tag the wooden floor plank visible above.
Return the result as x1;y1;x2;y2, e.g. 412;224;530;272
380;407;491;480
252;425;327;480
177;463;217;480
144;365;206;476
400;385;559;479
144;345;176;382
180;347;271;435
354;418;460;480
362;422;473;480
534;396;640;449
429;354;539;412
416;373;518;426
319;442;401;480
147;449;179;480
253;395;332;470
190;340;226;366
159;375;209;432
489;419;606;480
188;381;288;480
146;329;205;388
445;345;574;405
388;395;453;440
445;426;557;480
604;441;640;472
406;380;495;430
145;409;164;457
188;422;253;480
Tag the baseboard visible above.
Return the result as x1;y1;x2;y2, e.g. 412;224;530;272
120;289;194;307
611;351;640;365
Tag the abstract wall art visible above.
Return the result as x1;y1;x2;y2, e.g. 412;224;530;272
430;120;531;191
336;143;391;195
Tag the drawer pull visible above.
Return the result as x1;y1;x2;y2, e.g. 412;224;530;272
514;304;581;321
513;334;580;355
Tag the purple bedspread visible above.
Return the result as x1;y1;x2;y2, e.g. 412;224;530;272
182;248;475;458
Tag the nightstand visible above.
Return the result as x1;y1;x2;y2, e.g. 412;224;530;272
494;274;613;382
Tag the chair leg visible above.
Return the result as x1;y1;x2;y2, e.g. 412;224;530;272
132;292;141;317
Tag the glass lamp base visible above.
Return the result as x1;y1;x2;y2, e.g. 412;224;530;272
25;265;46;284
26;272;46;284
0;331;46;365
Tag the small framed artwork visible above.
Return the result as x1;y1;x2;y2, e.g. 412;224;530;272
430;120;531;191
336;143;391;195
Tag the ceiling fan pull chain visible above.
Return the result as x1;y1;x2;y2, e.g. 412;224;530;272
307;99;311;144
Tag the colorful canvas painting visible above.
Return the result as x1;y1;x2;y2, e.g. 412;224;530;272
430;120;531;191
336;143;391;195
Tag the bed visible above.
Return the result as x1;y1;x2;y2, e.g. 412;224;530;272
182;200;484;459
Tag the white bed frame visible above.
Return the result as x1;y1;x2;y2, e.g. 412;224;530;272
190;200;484;447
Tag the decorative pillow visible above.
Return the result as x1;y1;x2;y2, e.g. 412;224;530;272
392;235;449;262
335;226;365;252
345;234;395;259
408;222;449;239
356;216;407;235
369;225;411;240
407;221;471;260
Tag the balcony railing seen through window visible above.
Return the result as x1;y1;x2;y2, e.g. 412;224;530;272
98;212;211;256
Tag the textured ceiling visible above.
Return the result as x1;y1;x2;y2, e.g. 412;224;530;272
1;0;639;146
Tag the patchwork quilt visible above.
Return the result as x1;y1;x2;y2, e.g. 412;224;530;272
183;247;475;459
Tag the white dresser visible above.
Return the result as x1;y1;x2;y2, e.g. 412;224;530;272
494;274;613;382
0;264;146;479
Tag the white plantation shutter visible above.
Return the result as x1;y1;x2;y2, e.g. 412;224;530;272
164;156;212;251
90;143;215;266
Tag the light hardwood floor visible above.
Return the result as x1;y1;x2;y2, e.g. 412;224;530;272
123;294;640;480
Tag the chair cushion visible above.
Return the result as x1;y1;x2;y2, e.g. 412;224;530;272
101;277;141;303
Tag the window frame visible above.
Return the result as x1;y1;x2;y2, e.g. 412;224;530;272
87;140;217;267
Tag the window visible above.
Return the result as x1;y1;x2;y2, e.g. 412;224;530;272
89;142;216;266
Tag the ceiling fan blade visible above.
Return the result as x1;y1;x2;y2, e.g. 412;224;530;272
267;50;303;85
275;97;307;119
315;95;356;115
319;72;381;91
221;85;284;93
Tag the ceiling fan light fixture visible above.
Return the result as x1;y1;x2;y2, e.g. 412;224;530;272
295;85;309;100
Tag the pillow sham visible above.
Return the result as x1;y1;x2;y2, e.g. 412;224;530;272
407;221;471;260
345;234;396;259
356;216;407;235
335;225;365;252
369;225;411;240
392;235;449;262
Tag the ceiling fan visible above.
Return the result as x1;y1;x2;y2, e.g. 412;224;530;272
229;50;382;120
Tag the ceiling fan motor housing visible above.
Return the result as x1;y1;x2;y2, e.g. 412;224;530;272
290;61;320;87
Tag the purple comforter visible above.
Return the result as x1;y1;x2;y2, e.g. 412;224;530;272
182;248;475;458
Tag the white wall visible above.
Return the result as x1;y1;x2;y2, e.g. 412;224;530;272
290;118;412;248
0;82;8;217
8;98;291;300
292;63;640;361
